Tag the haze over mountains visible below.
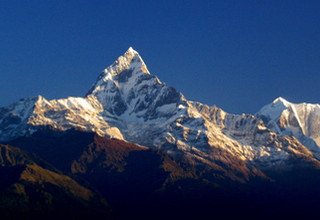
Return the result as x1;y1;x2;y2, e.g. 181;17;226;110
1;48;320;219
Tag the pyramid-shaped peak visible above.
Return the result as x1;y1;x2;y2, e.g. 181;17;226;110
257;97;292;120
102;47;149;77
125;47;139;55
121;47;142;61
87;48;151;96
272;97;291;106
122;47;146;66
273;96;287;103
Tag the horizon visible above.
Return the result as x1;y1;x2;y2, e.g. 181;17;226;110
1;1;320;114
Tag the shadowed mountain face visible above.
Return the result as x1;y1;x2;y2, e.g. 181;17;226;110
5;129;320;219
0;144;110;219
9;129;269;184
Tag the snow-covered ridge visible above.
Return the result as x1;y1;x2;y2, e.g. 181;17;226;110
258;97;320;153
0;48;318;171
0;95;124;141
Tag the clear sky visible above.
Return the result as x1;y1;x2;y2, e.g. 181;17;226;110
0;0;320;114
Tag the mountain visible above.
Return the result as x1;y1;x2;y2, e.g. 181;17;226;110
0;144;110;219
258;97;320;156
1;48;318;173
1;47;320;219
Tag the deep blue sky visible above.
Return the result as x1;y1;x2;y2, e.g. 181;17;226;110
1;0;320;114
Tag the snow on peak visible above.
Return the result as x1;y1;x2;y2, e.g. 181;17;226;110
272;97;291;106
103;47;149;77
125;47;139;56
258;97;292;121
87;48;165;112
258;97;320;151
87;47;152;96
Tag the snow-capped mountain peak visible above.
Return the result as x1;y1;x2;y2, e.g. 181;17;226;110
259;97;291;121
86;47;170;117
87;47;158;105
258;98;320;154
104;47;149;77
272;96;290;105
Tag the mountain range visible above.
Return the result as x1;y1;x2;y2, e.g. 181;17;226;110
1;47;320;219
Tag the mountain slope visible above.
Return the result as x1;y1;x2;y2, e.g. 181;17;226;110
6;128;320;220
7;130;266;218
0;144;110;218
258;97;320;156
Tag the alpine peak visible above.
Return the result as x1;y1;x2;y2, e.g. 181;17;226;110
86;47;156;104
101;47;149;78
125;46;139;56
272;97;290;106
